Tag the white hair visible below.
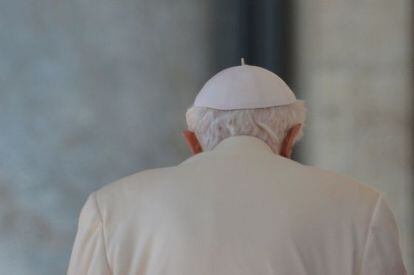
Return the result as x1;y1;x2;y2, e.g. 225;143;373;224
186;100;307;154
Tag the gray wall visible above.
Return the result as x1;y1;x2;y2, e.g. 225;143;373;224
0;1;239;274
294;0;413;273
1;0;412;274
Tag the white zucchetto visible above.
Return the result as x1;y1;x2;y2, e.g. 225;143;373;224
194;61;297;110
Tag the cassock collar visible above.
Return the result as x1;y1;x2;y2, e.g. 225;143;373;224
179;135;276;166
212;135;274;154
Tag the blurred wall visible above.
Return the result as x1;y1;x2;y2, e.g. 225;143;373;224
294;0;413;273
1;0;412;274
0;0;241;274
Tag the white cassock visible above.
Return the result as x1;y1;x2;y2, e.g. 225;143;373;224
67;135;407;275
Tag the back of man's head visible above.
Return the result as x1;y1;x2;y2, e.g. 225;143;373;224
185;62;307;154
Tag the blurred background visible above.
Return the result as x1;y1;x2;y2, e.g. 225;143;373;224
0;0;412;274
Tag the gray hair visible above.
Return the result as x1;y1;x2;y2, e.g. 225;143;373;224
185;100;307;154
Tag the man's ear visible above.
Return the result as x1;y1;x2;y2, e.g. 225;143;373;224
182;130;203;155
280;123;302;159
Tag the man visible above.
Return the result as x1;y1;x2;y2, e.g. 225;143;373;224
67;63;407;275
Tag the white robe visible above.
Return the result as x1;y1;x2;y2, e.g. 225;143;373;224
67;136;407;275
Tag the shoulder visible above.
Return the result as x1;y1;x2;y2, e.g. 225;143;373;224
101;166;174;192
294;163;383;216
305;163;380;196
92;166;179;215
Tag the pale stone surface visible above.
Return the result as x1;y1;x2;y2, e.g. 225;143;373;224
295;0;413;273
0;0;239;274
